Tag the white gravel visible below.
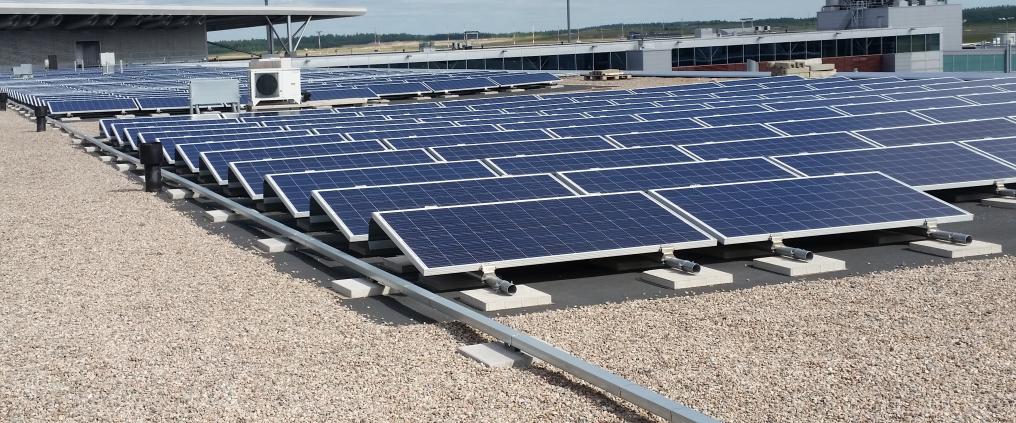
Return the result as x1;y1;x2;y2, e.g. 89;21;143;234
0;111;655;421
6;106;1014;423
503;259;1016;422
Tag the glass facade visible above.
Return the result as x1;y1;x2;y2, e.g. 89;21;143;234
943;53;1010;72
671;34;940;67
343;34;945;71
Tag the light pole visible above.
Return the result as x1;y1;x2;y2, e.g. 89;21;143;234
566;0;571;43
316;31;322;50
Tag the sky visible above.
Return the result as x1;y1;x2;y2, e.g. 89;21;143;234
3;0;1008;40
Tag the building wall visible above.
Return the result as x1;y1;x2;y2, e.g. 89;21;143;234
817;4;961;51
0;26;207;70
884;50;944;72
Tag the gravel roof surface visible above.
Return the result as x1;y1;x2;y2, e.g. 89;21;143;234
502;257;1016;422
0;110;654;421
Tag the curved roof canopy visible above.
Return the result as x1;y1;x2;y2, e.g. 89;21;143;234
0;3;366;31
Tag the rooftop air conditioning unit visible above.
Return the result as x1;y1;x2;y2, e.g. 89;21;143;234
248;58;301;109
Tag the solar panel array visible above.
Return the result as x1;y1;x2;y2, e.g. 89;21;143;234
55;71;1016;277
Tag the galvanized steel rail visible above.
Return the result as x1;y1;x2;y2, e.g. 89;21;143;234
50;117;720;423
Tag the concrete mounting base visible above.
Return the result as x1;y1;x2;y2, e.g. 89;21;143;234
327;277;396;298
438;94;459;98
982;197;1016;209
69;138;84;145
98;155;114;163
59;116;81;122
382;255;417;274
908;240;1002;259
459;285;552;312
83;146;99;153
549;84;564;89
508;88;525;92
412;96;430;101
114;163;137;172
204;209;245;223
255;237;300;253
162;188;200;200
457;342;533;369
752;254;846;277
640;267;734;290
481;90;498;95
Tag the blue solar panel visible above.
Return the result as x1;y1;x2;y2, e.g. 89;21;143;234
698;107;843;127
959;92;1016;105
430;136;614;161
834;97;970;115
488;73;559;87
487;146;693;175
886;86;1001;101
201;141;389;185
855;118;1016;146
124;122;258;150
307;87;378;101
265;161;498;218
340;124;501;141
311;175;576;241
763;96;887;110
963;137;1016;166
499;115;640;131
769;112;930;135
172;133;337;171
372;192;715;275
682;132;873;160
608;124;781;147
425;78;498;92
365;82;431;96
115;119;238;145
559;158;795;194
636;105;768;121
293;120;449;134
654;173;972;244
502;100;616;114
47;98;138;114
231;149;436;200
141;126;285;161
385;129;550;149
774;143;1016;190
135;96;190;110
549;119;703;138
109;117;225;141
447;113;583;126
915;102;1016;123
919;78;1016;91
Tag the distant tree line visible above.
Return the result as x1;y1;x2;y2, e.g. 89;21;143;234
963;5;1016;24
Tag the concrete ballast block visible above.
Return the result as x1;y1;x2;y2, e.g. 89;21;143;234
457;342;533;369
204;209;245;223
327;278;396;298
255;237;301;253
908;240;1002;259
459;285;551;311
752;254;846;276
381;255;417;274
641;267;734;290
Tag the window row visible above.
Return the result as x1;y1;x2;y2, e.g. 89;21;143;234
672;34;941;67
346;52;629;71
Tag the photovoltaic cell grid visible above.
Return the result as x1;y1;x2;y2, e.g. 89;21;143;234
549;119;703;138
201;141;388;185
266;161;498;218
833;97;970;115
231;149;436;200
682;132;874;160
339;124;501;141
609;124;781;147
963;138;1016;166
560;158;795;194
960;92;1016;105
855;119;1016;146
768;112;930;135
636;105;768;121
773;143;1016;190
696;107;843;127
127;122;261;150
429;136;614;161
446;113;583;126
47;98;138;114
173;133;338;170
301;120;452;134
762;96;886;111
372;192;715;275
915;102;1016;123
385;129;550;149
498;115;640;131
312;175;576;241
487;146;693;175
654;173;972;244
886;86;1001;101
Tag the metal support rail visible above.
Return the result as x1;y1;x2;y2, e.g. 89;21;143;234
49;117;719;423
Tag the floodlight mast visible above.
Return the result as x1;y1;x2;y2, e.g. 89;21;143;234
566;0;572;43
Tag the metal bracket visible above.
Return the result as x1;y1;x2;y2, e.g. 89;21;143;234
480;264;516;295
659;246;700;274
923;220;973;245
769;234;814;261
996;181;1016;198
